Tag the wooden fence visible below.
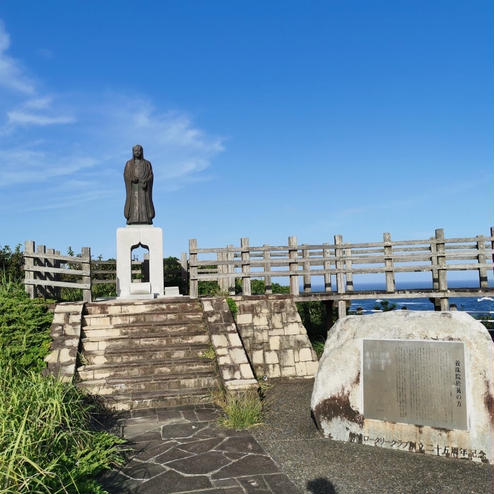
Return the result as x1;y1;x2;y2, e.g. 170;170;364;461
24;241;92;302
24;241;188;302
188;228;494;317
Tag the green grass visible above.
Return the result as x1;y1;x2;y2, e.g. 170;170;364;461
0;365;125;493
215;389;263;429
0;275;125;493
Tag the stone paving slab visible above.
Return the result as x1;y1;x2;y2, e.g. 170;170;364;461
100;404;300;494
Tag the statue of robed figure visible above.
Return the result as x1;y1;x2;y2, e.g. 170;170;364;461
124;144;155;225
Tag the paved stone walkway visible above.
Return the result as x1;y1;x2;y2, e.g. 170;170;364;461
101;405;300;494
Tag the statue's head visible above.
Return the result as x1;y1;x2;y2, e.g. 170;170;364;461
132;144;143;159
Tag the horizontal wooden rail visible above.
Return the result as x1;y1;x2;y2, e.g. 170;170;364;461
24;279;91;290
24;241;189;302
188;227;494;318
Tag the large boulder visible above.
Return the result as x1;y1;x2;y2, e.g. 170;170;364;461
311;311;494;463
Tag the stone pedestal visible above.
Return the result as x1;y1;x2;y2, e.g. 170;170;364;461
116;225;164;299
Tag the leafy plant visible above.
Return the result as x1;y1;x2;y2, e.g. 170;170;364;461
226;297;238;318
201;345;216;360
215;389;263;429
198;280;222;296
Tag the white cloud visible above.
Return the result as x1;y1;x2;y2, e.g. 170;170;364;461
7;110;75;126
0;20;35;94
23;97;52;109
0;20;224;211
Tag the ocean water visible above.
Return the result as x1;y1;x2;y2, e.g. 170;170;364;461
348;296;494;317
307;280;494;318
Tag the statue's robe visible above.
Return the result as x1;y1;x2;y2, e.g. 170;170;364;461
123;158;155;224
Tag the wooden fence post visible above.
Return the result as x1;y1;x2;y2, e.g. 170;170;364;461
241;237;251;296
218;250;227;293
189;239;198;298
46;248;56;299
435;229;449;311
180;252;188;292
491;226;494;280
263;244;272;294
430;235;440;311
302;245;311;293
345;248;354;292
383;232;395;293
477;235;488;289
227;245;235;295
54;250;61;299
36;244;47;298
24;240;35;298
323;242;332;292
334;235;347;318
81;247;92;303
288;236;299;296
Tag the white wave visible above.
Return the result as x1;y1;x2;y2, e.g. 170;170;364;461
477;297;494;302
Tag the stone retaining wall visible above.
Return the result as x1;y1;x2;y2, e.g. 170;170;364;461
44;302;84;382
201;298;258;393
235;296;318;379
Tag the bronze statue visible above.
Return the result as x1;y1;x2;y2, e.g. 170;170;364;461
124;145;155;225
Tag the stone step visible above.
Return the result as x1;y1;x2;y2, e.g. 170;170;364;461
82;322;206;339
77;358;215;381
83;343;212;366
85;298;202;316
82;311;204;328
81;332;210;352
78;371;218;395
99;388;214;411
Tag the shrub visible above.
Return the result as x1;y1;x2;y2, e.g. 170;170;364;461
0;281;53;372
0;365;124;494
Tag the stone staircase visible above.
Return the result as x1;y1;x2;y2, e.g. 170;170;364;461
76;298;219;411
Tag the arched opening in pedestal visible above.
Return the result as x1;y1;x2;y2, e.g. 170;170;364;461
131;243;150;283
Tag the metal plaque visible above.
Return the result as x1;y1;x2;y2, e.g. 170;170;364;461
363;339;467;430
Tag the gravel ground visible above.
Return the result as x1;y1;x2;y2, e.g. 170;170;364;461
250;379;494;494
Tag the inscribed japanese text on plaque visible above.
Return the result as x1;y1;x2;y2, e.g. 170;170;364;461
363;339;467;430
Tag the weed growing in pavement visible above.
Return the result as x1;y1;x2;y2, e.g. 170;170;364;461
212;387;263;430
201;345;216;360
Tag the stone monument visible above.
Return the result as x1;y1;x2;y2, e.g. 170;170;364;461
116;145;164;299
311;311;494;463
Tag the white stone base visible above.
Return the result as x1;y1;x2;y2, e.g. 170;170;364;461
116;225;164;299
164;286;182;297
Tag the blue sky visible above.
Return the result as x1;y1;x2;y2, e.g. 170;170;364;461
0;1;492;260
